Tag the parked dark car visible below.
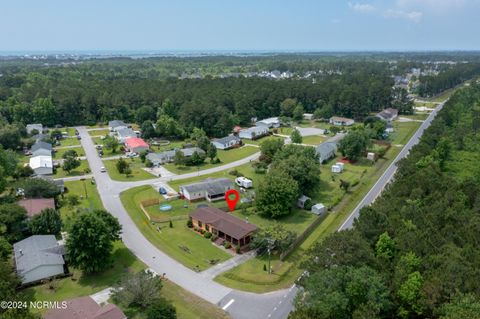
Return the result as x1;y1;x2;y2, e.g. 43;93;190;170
159;187;167;195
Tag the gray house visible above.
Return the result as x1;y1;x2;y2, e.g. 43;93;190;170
31;141;53;157
180;178;234;202
256;117;281;128
13;235;65;285
239;126;269;140
146;147;205;166
146;151;176;166
315;142;338;164
376;108;399;122
212;135;241;150
116;128;137;143
108;120;128;132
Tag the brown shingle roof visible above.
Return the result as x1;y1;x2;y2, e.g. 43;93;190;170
44;296;126;319
17;198;55;218
190;207;257;239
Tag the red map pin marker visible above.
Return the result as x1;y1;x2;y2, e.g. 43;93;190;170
225;189;240;213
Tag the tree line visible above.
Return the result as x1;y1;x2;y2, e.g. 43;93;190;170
290;83;480;319
0;61;394;137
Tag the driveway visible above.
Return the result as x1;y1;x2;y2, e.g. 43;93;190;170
76;100;442;319
77;127;289;319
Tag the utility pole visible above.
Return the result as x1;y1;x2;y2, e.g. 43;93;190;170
267;238;275;274
80;178;88;199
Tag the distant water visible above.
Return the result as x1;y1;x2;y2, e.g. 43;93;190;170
0;50;307;58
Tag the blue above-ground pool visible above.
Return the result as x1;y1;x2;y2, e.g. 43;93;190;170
159;204;172;211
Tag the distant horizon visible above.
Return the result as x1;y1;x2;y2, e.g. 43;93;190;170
1;49;480;57
2;1;479;52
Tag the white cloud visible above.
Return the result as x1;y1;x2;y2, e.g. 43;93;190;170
396;0;468;9
348;2;377;13
383;9;423;23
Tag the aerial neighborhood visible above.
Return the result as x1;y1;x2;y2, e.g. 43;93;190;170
0;46;477;319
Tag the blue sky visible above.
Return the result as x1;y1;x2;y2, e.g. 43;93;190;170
1;0;479;51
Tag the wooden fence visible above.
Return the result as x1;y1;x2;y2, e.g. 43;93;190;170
139;198;188;223
279;214;326;261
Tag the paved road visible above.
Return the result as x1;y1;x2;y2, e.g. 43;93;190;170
76;127;291;319
338;103;444;231
77;101;442;319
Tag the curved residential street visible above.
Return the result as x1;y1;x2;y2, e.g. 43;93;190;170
72;103;443;319
76;127;295;319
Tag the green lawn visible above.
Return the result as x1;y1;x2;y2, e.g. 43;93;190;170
26;241;146;313
53;147;85;159
276;127;293;135
240;135;284;146
88;129;110;136
301;135;326;145
401;113;429;121
214;121;422;293
92;136;106;145
28;176;229;319
145;197;227;221
163;146;258;174
53;160;91;178
57;137;81;147
59;179;103;228
150;140;186;153
120;186;231;271
390;121;422;145
103;158;156;181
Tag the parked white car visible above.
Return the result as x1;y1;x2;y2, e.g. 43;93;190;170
235;177;253;188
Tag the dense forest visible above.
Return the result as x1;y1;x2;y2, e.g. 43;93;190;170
417;62;480;97
0;61;393;137
291;83;480;318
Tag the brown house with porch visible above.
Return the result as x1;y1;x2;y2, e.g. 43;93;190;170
190;207;257;248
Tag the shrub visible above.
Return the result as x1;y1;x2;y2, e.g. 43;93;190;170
229;169;238;176
187;220;193;228
235;245;241;254
193;226;198;232
169;220;173;228
224;242;231;249
254;167;267;174
200;229;205;235
304;198;313;210
66;194;80;206
210;234;218;242
263;264;267;271
204;231;212;239
145;159;154;168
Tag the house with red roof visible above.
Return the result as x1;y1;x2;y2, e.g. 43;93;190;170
124;137;149;153
17;198;56;218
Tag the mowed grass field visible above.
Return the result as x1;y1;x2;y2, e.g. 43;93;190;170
163;145;258;174
103;158;156;181
88;129;110;136
53;160;90;178
215;120;422;292
29;177;230;319
53;147;85;159
120;186;231;271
